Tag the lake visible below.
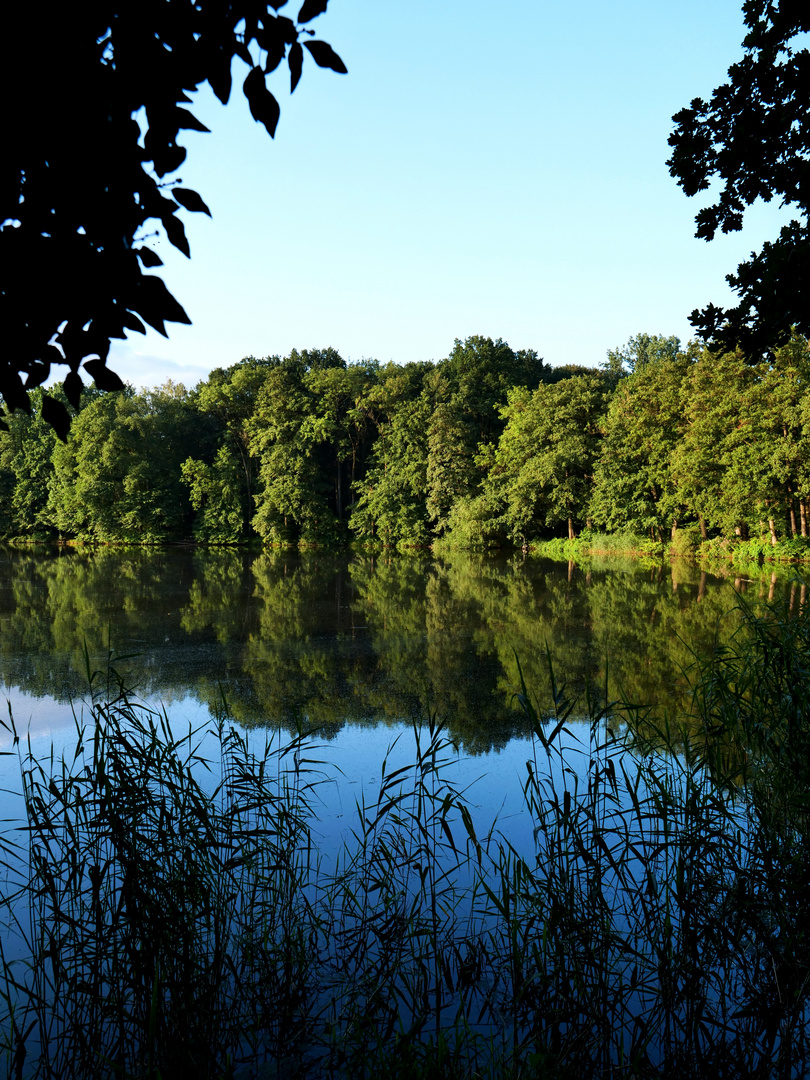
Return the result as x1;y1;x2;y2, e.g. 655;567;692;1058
1;545;807;1077
1;545;791;745
0;544;794;829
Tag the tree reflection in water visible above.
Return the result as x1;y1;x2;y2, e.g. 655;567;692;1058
0;545;793;753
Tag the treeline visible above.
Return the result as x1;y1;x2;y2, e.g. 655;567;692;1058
2;333;810;550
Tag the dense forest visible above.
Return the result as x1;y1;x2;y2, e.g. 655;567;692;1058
2;332;810;555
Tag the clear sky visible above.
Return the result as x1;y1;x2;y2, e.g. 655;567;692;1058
108;0;793;389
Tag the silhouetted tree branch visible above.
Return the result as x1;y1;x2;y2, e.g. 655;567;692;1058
668;1;809;359
1;0;346;437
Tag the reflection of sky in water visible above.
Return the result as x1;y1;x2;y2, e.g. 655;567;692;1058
0;686;596;857
2;684;756;1072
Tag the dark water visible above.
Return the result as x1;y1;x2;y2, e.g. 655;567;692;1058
0;545;799;752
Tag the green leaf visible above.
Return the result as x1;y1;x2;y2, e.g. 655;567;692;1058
304;40;347;73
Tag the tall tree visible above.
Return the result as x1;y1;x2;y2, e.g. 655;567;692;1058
669;348;762;540
668;3;810;357
590;339;695;540
184;356;275;538
1;0;346;435
488;376;610;543
48;383;202;541
0;388;66;538
248;350;374;546
350;362;435;547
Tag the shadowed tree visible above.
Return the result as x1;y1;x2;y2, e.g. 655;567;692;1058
668;2;810;357
1;0;346;437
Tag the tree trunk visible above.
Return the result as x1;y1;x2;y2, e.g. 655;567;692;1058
671;520;678;541
336;457;343;520
698;515;708;541
768;518;779;546
568;517;575;541
800;499;808;538
697;571;707;601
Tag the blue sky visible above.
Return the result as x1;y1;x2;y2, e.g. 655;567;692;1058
110;0;793;388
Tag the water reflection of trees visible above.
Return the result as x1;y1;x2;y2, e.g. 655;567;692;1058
0;546;791;752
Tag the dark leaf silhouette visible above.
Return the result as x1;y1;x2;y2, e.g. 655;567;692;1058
1;0;344;434
298;0;329;24
63;371;84;410
175;109;211;133
172;188;212;216
24;361;51;390
84;359;126;392
133;276;192;336
289;42;303;93
163;213;191;257
243;66;281;137
40;395;71;443
304;40;347;73
121;310;148;334
669;9;810;357
135;247;163;269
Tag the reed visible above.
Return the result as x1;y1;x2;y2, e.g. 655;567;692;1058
0;594;808;1078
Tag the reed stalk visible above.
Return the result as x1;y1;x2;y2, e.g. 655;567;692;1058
0;592;808;1078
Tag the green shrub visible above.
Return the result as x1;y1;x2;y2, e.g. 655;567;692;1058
670;525;702;559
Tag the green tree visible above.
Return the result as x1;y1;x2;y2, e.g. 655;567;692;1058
183;356;275;540
488;376;610;543
425;396;479;533
590;338;695;540
47;383;202;541
669;349;762;540
181;447;246;543
1;0;346;433
0;388;65;538
350;362;435;547
248;350;374;546
424;337;547;540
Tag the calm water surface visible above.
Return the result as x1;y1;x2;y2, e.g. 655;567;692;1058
0;545;797;822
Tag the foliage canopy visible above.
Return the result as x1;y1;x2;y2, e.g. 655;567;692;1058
1;0;345;437
668;2;810;358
